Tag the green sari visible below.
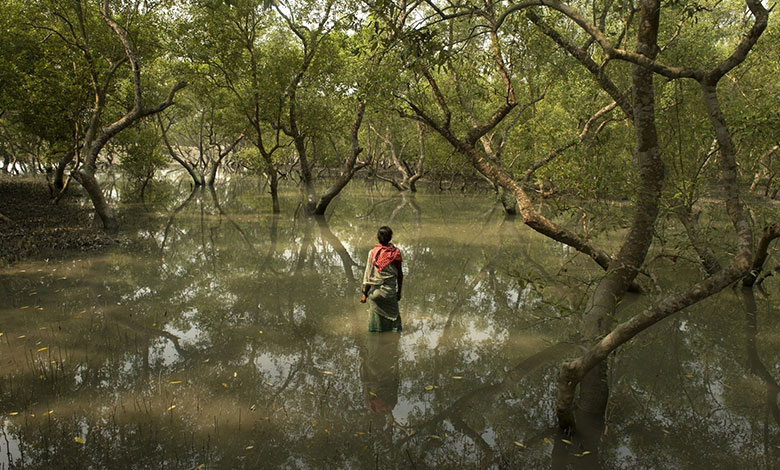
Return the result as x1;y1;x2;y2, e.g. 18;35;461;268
362;250;402;333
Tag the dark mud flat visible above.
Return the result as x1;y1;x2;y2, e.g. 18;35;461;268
0;177;114;265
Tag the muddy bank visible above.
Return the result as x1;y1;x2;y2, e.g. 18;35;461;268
0;176;115;265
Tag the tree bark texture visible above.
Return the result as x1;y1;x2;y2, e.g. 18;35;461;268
557;0;665;431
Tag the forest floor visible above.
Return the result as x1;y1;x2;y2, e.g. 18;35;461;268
0;176;115;266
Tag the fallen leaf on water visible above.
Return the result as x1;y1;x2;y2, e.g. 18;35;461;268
0;332;3;337
582;451;591;456
167;405;176;412
513;441;525;448
37;347;48;352
222;383;227;388
324;428;329;433
169;380;182;385
368;391;376;397
74;437;85;444
17;335;26;339
354;432;365;436
323;371;334;375
685;374;694;378
245;446;254;450
544;437;552;445
429;435;441;440
20;306;29;310
152;323;157;327
424;385;437;391
562;439;573;445
452;376;463;380
265;382;273;387
9;412;19;416
233;372;238;378
46;410;54;415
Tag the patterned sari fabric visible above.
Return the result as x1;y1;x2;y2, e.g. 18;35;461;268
363;244;403;333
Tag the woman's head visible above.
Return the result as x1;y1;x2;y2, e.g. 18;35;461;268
377;226;393;245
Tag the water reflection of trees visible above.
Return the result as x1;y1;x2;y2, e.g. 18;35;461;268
2;186;779;468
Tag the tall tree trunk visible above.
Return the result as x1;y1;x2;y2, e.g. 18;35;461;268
557;0;665;431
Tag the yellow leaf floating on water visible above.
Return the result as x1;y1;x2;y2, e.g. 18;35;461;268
582;451;591;456
258;330;263;334
169;380;182;385
452;376;463;380
245;446;254;450
222;383;228;388
543;437;552;445
46;410;54;415
9;412;19;416
368;391;377;397
323;371;334;375
513;441;525;448
424;385;438;391
167;405;176;412
429;435;441;440
20;306;29;310
562;439;573;445
37;347;48;352
265;382;273;387
685;374;694;378
74;437;85;444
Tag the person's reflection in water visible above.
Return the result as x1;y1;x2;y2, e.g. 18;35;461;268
360;331;401;465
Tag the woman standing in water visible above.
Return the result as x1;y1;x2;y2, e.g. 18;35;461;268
360;226;403;333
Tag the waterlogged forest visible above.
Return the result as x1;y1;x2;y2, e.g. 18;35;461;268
1;0;779;469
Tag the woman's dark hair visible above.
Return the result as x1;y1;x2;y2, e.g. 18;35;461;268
377;226;393;245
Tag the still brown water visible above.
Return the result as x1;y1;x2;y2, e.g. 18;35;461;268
1;179;779;469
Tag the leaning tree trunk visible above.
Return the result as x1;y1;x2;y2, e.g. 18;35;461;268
312;101;366;215
74;1;185;232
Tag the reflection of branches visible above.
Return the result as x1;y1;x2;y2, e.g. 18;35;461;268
160;188;199;252
208;185;255;251
356;195;398;219
315;216;359;285
740;288;780;428
109;311;187;359
399;342;576;445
